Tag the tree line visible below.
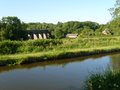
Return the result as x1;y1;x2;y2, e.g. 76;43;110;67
0;0;120;40
0;16;101;40
27;21;100;38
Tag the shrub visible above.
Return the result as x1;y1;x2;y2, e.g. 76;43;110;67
0;40;22;54
0;39;63;54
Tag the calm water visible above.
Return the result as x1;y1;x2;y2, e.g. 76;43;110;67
0;53;120;90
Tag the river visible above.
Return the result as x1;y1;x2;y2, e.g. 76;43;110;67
0;53;120;90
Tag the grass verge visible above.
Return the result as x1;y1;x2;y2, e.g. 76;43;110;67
0;45;120;66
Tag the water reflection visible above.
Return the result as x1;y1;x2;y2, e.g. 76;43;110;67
0;53;119;90
0;54;110;73
110;53;120;70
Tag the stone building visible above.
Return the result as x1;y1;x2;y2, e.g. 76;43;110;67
27;30;51;39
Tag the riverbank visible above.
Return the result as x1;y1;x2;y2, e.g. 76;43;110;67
0;36;120;66
0;45;120;66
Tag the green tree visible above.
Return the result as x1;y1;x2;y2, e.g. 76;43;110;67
80;26;95;37
106;0;120;35
110;0;120;18
0;16;27;40
108;17;120;35
54;27;64;39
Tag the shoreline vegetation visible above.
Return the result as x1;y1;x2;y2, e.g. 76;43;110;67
0;36;120;66
86;70;120;90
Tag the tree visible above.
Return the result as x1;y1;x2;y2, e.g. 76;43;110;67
80;26;95;37
108;0;120;35
0;16;27;40
54;27;64;39
107;17;120;35
110;0;120;18
106;0;120;35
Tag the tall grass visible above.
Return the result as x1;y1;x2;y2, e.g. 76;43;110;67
85;70;120;90
1;36;120;66
0;39;62;54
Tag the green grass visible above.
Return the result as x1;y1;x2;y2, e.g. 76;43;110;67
1;36;120;66
85;70;120;90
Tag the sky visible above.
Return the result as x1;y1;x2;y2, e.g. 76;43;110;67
0;0;116;24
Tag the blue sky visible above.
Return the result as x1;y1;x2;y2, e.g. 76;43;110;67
0;0;116;24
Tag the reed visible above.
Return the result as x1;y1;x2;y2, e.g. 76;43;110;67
85;70;120;90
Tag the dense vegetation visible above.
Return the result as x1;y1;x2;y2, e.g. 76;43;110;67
0;17;101;40
0;16;27;40
86;70;120;90
0;36;120;55
0;39;62;54
27;21;100;38
0;36;120;66
1;16;120;40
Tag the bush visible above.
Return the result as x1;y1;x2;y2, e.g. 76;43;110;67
0;39;63;54
0;40;22;54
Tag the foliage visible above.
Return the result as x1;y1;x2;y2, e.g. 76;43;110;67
107;0;120;35
26;21;100;38
0;39;62;54
107;17;120;35
86;70;120;90
0;16;27;40
80;26;95;36
53;27;64;39
0;16;102;40
0;40;22;54
0;36;120;55
1;36;120;66
110;0;120;18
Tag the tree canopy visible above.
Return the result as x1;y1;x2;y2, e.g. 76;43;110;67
107;0;120;35
26;21;100;38
0;16;27;40
110;0;120;18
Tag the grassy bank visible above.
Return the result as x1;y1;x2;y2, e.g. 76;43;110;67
85;69;120;90
0;36;120;66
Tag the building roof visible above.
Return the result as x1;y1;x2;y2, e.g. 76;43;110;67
27;30;50;34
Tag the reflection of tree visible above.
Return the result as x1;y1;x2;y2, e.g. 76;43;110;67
110;53;120;69
0;57;86;73
58;86;81;90
0;53;115;73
